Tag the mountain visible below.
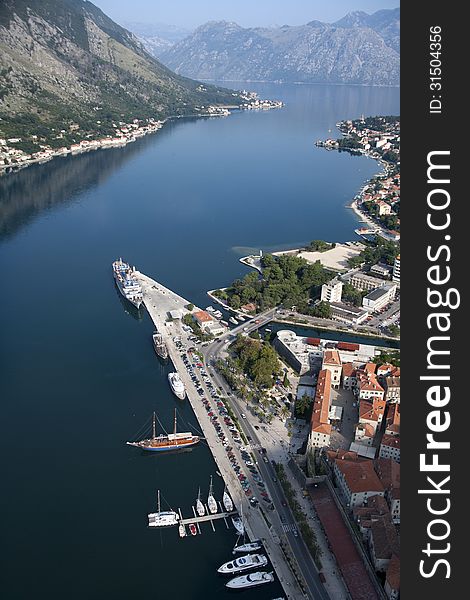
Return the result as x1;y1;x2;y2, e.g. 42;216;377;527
0;0;240;148
124;22;192;59
159;9;400;86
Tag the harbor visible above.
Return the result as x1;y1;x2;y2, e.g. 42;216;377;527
133;269;309;599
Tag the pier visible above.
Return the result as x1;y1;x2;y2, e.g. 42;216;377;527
134;270;309;600
179;510;236;526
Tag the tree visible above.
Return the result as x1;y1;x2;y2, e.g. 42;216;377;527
295;394;312;419
342;283;363;307
312;301;332;319
230;294;241;309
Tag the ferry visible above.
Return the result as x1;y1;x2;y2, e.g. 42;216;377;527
233;540;262;554
225;571;274;589
218;554;268;574
168;372;186;400
148;491;179;528
112;258;143;308
126;411;200;452
152;331;168;359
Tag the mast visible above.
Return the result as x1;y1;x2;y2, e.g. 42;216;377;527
157;490;161;515
173;408;177;445
152;412;156;439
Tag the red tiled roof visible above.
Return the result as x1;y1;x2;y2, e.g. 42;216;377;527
335;459;385;494
310;369;331;435
323;349;342;366
381;434;400;450
386;554;400;591
193;310;214;323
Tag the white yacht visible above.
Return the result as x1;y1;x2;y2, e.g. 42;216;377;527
231;515;244;536
223;489;233;512
229;317;238;325
218;554;268;574
168;372;186;400
148;491;179;528
225;571;274;589
233;540;262;554
207;476;218;514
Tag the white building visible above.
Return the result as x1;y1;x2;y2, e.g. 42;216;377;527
320;279;343;303
362;284;397;313
392;255;400;283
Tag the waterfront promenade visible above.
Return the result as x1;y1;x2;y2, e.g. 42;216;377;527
134;271;311;600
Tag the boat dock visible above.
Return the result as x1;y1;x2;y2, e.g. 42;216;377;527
134;270;314;600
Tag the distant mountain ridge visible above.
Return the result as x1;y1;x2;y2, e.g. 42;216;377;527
159;8;400;86
0;0;240;145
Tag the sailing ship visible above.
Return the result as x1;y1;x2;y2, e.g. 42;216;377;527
148;490;179;528
233;540;263;554
168;372;186;400
207;476;218;514
152;331;168;359
126;411;200;452
225;571;274;589
196;488;205;517
218;554;268;574
112;258;143;308
223;489;233;512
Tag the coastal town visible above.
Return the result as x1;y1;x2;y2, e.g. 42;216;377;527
0;92;283;174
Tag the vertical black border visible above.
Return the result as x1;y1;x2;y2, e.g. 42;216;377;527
402;2;463;597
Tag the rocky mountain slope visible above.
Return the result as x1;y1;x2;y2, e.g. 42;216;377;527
160;8;399;86
0;0;240;145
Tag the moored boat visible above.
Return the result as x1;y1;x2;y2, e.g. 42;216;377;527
112;258;143;308
207;476;218;514
168;372;186;400
229;317;239;325
178;523;186;538
148;490;179;528
126;411;199;452
218;553;268;574
189;523;197;536
231;515;244;536
233;540;263;554
152;331;168;359
225;571;274;589
223;489;233;512
196;487;205;517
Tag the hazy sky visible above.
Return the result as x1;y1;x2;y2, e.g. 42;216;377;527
91;0;399;30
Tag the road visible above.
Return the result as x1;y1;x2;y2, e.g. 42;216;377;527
203;312;330;600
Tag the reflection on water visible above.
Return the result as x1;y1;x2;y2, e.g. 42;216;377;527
114;282;144;321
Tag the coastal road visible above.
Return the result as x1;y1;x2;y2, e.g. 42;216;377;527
203;319;331;600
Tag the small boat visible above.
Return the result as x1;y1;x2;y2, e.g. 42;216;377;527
207;476;218;514
168;372;186;400
221;320;229;326
233;540;263;554
225;571;274;589
196;487;205;517
223;489;233;512
229;317;239;325
231;515;244;536
206;306;215;312
213;310;223;319
178;523;186;538
218;553;268;574
189;523;197;536
152;331;168;359
148;490;179;528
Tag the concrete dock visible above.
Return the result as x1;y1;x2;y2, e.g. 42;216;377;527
135;271;310;600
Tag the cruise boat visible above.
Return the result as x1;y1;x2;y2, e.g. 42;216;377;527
152;331;168;359
223;489;233;512
148;490;179;528
126;411;199;452
207;476;218;514
196;487;205;517
225;571;274;589
231;515;244;536
112;258;143;308
168;372;186;400
218;554;268;574
233;540;263;554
